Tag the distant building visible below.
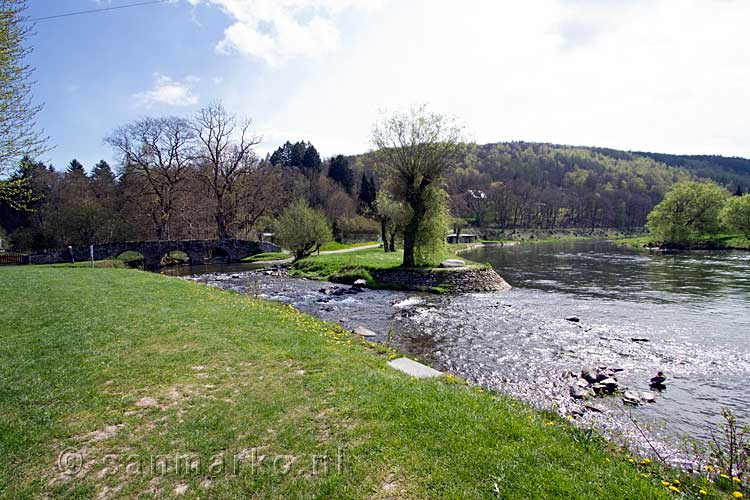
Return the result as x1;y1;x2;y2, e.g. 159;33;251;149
447;233;478;244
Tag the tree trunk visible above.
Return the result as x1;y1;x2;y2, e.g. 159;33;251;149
403;195;426;267
380;216;389;253
216;212;229;240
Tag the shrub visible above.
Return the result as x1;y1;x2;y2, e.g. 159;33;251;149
721;194;750;241
646;181;729;246
274;200;333;261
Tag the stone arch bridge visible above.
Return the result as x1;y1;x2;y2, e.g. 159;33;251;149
29;239;280;268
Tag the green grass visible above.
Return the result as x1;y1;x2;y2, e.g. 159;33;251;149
33;259;130;269
318;241;378;252
290;245;482;285
0;266;712;499
616;233;750;250
242;251;290;262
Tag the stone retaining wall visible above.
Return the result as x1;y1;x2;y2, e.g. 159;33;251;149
370;266;511;293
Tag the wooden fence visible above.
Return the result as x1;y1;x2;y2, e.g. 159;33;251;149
0;252;28;265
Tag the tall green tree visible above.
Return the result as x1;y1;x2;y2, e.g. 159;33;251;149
357;172;377;213
0;0;48;209
372;105;462;266
328;155;354;193
721;194;750;241
646;181;729;246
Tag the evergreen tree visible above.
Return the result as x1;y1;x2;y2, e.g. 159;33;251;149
67;158;85;175
358;172;377;212
302;144;322;173
291;141;307;167
269;141;293;166
328;155;354;193
91;160;115;183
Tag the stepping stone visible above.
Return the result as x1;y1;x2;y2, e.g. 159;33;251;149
387;357;442;378
439;259;465;268
353;326;378;337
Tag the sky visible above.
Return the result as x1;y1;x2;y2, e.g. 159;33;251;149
25;0;750;170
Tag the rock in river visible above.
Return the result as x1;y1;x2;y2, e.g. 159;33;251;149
566;316;580;323
622;390;642;406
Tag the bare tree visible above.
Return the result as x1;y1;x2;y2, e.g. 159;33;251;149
192;102;261;239
106;117;195;240
372;105;463;266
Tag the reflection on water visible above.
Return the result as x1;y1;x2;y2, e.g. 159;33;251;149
182;240;750;462
469;240;750;303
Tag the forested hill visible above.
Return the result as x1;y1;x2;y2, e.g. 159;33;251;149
391;141;749;230
629;150;750;190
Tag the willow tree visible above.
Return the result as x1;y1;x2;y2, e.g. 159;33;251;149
0;0;48;209
371;105;462;267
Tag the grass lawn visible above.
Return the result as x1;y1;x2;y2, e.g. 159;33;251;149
33;259;131;269
318;241;379;252
289;245;481;284
242;251;290;262
0;266;699;499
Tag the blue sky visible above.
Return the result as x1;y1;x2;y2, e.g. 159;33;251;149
26;0;750;171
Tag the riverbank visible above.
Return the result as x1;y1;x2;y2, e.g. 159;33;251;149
288;245;508;293
0;266;706;498
616;233;750;250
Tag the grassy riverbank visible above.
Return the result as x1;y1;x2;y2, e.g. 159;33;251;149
617;233;750;250
0;266;702;499
289;245;481;285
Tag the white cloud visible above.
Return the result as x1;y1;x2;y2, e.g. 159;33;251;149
133;74;200;108
225;0;749;158
190;0;381;65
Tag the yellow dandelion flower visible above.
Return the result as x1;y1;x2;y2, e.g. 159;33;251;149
628;458;636;464
668;485;680;493
733;477;742;483
662;481;670;487
721;474;731;479
705;465;714;472
733;492;744;499
699;489;708;496
641;458;652;465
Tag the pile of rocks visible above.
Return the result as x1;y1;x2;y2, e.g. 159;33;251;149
318;279;368;297
569;367;623;399
568;367;657;406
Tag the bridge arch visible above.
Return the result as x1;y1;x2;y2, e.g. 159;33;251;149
203;246;231;263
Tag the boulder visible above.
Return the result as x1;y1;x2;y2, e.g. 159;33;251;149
641;391;656;403
439;259;466;268
353;326;377;337
622;390;642;405
352;279;368;288
565;316;580;323
569;385;588;400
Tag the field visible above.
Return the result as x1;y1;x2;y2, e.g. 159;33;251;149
0;266;691;499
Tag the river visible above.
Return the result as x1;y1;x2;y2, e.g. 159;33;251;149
180;240;750;464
